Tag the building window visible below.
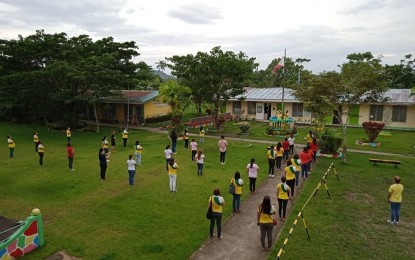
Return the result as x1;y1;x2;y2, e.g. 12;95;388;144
232;101;241;113
392;106;407;122
292;103;303;117
369;105;383;121
102;104;116;118
247;102;256;115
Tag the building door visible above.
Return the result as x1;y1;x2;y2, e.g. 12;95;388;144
256;103;264;120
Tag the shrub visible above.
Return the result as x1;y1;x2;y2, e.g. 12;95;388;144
238;122;250;134
362;121;385;142
319;129;342;154
144;114;172;124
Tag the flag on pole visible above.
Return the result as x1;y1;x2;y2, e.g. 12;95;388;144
271;57;285;74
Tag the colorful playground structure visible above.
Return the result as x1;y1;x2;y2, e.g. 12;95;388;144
268;115;294;136
0;209;44;259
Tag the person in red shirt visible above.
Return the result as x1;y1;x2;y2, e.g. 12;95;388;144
306;144;314;174
309;138;318;163
282;137;290;161
299;147;311;179
67;142;75;171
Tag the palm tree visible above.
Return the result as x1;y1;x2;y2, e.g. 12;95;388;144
156;60;167;72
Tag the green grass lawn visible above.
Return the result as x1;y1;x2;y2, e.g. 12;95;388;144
0;122;266;259
1;122;414;259
272;153;415;259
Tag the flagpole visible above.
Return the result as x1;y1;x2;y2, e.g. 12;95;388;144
281;49;286;117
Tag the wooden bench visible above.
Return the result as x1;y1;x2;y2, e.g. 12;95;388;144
185;116;214;128
369;158;401;168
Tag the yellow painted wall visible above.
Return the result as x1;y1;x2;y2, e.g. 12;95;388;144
144;101;171;118
115;104;124;122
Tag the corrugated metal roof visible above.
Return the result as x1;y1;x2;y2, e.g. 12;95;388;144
230;87;415;104
383;89;415;104
230;87;296;102
106;90;159;104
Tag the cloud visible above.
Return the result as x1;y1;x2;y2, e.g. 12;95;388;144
167;3;222;25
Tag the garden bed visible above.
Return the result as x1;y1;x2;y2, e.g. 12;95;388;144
355;140;382;147
316;151;343;158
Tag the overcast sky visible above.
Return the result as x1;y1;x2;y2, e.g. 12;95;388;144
1;0;414;73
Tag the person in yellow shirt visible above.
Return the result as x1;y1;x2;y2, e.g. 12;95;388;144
66;127;72;143
33;132;39;152
37;140;45;165
7;135;15;159
284;161;297;198
387;176;404;224
291;154;302;187
305;130;314;144
134;140;143;166
257;195;276;251
122;128;129;147
102;136;110;155
277;176;290;221
167;158;179;192
267;145;276;177
199;127;205;144
275;142;284;170
208;188;225;239
230;171;244;213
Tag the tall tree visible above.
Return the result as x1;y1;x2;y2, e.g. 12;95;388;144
167;46;258;128
385;54;415;89
291;52;388;163
158;80;191;129
0;30;151;130
156;59;167;72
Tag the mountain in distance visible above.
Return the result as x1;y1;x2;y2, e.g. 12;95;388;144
153;70;175;80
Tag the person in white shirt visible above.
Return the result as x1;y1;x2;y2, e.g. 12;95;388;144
288;134;295;156
247;158;260;193
164;145;173;173
126;154;137;186
195;149;206;176
190;139;198;161
218;135;228;164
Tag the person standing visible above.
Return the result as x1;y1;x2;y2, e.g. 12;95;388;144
122;128;129;147
267;145;276;177
306;143;314;174
195;149;205;176
299;147;311;179
190;138;198;161
7;135;15;159
387;176;404;224
98;148;108;181
164;145;173;173
305;130;314;144
134;141;143;166
199;127;205;144
282;138;290;161
218;135;228;164
291;154;302;187
288;134;295;156
67;142;75;171
284;161;296;198
127;154;137;186
230;171;243;213
257;195;276;251
66;127;72;143
275;142;284;170
277;176;290;221
247;158;259;193
110;131;116;153
33;132;40;152
183;129;189;150
37;140;45;165
167;158;179;192
170;130;178;154
102;136;110;155
209;188;225;240
309;138;318;163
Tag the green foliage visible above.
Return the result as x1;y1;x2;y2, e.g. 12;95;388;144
0;29;159;124
167;46;258;128
385;54;415;89
362;121;386;142
144;114;172;124
238;122;250;134
318;129;342;154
